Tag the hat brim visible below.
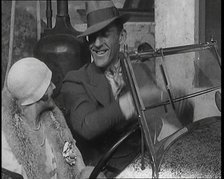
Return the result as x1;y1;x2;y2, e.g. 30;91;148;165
78;14;130;38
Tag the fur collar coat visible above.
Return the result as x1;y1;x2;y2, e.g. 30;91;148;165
2;88;86;179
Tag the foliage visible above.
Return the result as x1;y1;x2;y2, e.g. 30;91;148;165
2;1;37;88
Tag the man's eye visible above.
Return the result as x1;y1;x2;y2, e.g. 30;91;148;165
88;35;97;43
102;30;110;37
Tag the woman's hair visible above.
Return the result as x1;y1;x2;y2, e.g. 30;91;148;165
39;93;49;102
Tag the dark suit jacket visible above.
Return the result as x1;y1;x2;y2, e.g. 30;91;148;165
61;62;129;137
61;61;192;167
61;62;141;165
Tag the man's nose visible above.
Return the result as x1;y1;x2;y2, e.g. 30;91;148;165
93;36;102;47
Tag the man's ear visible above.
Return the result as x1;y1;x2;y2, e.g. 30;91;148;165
119;29;127;45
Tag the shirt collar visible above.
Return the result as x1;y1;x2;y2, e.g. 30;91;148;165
105;59;121;77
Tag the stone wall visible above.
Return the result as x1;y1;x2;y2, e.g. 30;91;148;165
1;1;38;88
154;0;221;121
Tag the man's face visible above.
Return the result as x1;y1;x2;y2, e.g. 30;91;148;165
88;24;121;69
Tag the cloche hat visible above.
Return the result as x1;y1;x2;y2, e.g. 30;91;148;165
78;0;130;37
7;57;52;106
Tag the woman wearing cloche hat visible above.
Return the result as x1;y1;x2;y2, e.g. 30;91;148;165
2;57;105;179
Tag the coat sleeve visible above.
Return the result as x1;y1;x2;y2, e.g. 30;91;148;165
61;81;125;140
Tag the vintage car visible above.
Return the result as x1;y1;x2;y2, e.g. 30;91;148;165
89;41;221;178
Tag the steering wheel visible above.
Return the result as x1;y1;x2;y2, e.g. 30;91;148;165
89;124;140;178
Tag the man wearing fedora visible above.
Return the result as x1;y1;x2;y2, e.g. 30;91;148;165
61;0;193;177
61;0;158;176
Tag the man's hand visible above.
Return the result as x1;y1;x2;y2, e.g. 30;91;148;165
119;92;136;120
119;85;162;120
78;166;106;179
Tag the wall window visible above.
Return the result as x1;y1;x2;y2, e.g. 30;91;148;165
118;0;154;22
193;0;221;87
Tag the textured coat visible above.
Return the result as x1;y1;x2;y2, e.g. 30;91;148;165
2;88;87;179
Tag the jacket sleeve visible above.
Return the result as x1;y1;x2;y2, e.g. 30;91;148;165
61;81;125;140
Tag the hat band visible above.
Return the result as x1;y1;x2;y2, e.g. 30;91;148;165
87;6;119;28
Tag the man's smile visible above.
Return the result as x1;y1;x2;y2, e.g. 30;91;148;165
91;48;109;56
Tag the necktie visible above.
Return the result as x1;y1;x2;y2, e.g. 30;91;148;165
105;64;125;100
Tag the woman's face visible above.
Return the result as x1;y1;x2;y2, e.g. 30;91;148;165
37;82;56;113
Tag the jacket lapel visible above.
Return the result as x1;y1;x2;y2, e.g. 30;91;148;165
87;63;113;106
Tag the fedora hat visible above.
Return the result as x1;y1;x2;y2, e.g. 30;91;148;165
78;0;130;37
